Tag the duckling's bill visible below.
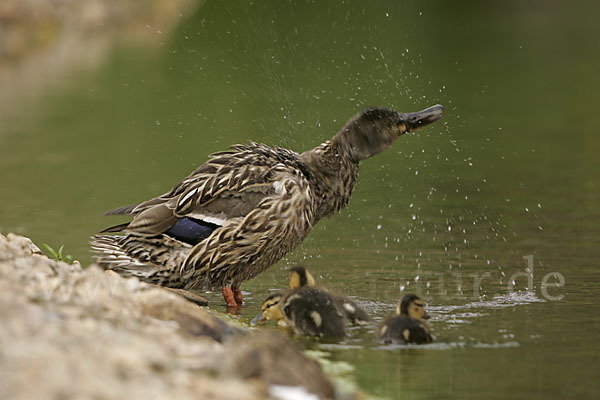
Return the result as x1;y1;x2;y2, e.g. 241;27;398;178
250;311;266;325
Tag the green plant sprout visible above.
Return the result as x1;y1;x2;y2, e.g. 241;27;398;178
42;243;74;264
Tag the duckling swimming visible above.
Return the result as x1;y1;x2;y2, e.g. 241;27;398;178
252;289;346;338
92;105;444;307
376;294;433;345
289;266;372;326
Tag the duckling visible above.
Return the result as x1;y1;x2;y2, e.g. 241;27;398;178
252;289;346;338
252;292;288;328
376;294;433;345
289;266;372;326
92;105;443;307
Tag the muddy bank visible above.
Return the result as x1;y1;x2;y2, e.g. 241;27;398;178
0;233;345;400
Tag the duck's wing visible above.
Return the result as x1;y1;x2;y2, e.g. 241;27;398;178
334;295;373;326
181;162;315;287
103;143;303;237
282;287;346;337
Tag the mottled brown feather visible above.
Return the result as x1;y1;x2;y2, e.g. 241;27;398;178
91;106;443;292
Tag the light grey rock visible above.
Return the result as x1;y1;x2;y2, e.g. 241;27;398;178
0;233;342;400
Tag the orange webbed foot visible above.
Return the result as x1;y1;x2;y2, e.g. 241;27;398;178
222;286;238;308
232;286;245;306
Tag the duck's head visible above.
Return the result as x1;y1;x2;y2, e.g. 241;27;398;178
251;292;285;325
289;266;316;289
335;104;444;162
397;293;430;320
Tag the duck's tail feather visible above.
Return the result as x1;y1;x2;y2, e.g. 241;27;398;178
99;222;130;233
103;203;139;216
90;234;190;286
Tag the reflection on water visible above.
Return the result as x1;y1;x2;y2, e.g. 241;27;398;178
1;1;599;399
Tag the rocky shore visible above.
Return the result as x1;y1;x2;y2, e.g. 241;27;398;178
0;233;347;400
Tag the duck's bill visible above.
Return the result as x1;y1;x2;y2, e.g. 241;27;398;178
423;312;431;320
402;104;444;132
250;311;266;325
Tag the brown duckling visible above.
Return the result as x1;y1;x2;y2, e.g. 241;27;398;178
376;294;433;345
251;289;346;338
289;266;372;326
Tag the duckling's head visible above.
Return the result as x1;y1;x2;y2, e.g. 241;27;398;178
251;292;285;325
335;105;444;162
289;266;316;290
397;294;430;320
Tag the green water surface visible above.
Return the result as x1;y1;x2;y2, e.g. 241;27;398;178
1;1;599;399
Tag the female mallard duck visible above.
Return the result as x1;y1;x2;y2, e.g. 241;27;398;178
91;105;444;307
375;294;433;344
288;266;372;326
251;289;346;338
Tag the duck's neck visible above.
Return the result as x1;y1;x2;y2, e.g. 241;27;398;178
300;140;359;222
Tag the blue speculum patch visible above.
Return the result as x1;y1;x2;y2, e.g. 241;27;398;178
165;217;220;245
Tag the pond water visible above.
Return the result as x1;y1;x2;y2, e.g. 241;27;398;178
1;1;599;399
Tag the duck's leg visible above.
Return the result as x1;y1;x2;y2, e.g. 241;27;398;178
222;286;238;307
232;286;244;306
